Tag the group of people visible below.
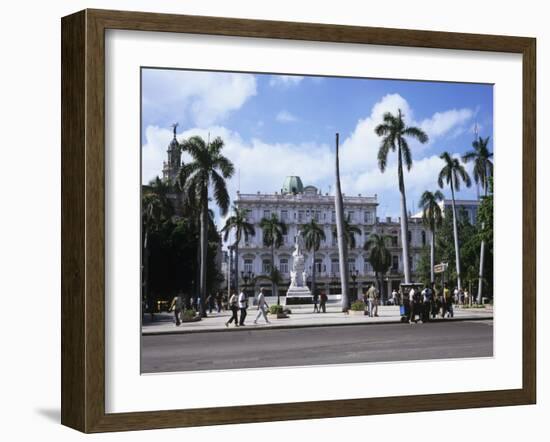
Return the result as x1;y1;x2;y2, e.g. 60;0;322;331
225;287;271;327
312;292;329;313
406;282;460;324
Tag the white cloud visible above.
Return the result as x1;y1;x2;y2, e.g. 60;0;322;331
142;93;477;222
420;108;474;139
276;110;298;123
142;70;257;127
268;75;304;87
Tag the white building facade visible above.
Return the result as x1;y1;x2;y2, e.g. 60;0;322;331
232;176;453;299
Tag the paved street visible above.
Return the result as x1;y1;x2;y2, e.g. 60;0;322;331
141;319;493;373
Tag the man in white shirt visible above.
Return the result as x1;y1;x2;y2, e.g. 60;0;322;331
391;289;398;305
253;288;270;324
238;290;248;326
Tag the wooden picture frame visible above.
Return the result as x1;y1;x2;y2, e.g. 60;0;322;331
61;8;536;433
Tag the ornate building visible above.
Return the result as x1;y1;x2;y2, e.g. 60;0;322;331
233;175;447;298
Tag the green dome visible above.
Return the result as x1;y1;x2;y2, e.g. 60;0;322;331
282;176;304;194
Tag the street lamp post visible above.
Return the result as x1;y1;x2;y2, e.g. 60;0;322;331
241;270;254;296
351;269;359;302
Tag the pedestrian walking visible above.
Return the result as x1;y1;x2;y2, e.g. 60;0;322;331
312;291;319;313
238;290;248;326
409;286;421;323
225;292;239;327
253;288;271;324
216;291;223;313
444;283;454;318
319;291;328;313
367;284;379;317
362;290;369;316
421;284;432;322
205;294;213;314
169;293;184;327
391;289;398;306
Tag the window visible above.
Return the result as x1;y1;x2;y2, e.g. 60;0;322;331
348;259;356;272
392;255;399;271
332;234;337;247
331;211;336;222
315;211;321;221
262;259;271;274
364;260;372;274
244;259;253;273
364;211;373;224
409;256;414;272
263;210;270;219
314;258;323;273
408;230;412;244
421;230;426;246
298;210;304;222
348;211;354;222
331;259;339;274
364;230;370;242
282;234;288;245
279;258;289;274
391;236;398;247
281;210;288;221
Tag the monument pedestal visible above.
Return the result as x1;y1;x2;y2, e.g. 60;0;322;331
285;287;312;305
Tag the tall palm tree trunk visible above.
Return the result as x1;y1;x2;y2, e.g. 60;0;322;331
450;182;462;290
477;231;485;304
397;143;411;283
311;248;316;298
477;182;489;304
430;228;435;285
234;242;240;296
334;133;350;311
199;189;208;316
271;244;278;303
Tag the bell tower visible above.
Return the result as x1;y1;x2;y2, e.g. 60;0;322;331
162;123;182;185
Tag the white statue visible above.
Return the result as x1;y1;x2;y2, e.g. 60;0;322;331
288;229;309;293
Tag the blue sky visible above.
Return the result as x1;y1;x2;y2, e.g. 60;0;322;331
141;68;493;222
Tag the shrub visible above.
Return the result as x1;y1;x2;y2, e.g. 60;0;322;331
351;301;366;311
269;304;284;315
182;309;196;319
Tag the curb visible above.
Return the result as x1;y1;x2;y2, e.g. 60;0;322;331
142;315;493;336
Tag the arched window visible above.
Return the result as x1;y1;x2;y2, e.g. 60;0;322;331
279;258;289;274
262;259;271;274
421;230;426;246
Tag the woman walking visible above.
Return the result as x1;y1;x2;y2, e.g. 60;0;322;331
225;292;239;327
253;288;270;324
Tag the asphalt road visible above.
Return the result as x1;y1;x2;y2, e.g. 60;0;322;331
141;320;493;373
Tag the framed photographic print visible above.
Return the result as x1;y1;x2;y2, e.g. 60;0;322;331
61;9;536;433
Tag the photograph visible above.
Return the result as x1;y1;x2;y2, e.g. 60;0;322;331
140;68;495;374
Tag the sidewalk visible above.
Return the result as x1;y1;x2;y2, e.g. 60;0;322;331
142;304;493;336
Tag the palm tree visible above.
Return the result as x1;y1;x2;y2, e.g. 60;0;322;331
334;133;350;312
418;190;444;285
374;109;429;284
462;136;493;304
221;207;256;296
438;151;472;291
178;135;234;316
364;233;392;302
332;214;362;250
142;178;173;315
302;219;326;300
259;213;288;303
